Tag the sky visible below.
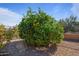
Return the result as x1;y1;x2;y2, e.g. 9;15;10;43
0;3;79;26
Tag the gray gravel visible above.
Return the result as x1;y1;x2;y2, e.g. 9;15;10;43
0;39;79;56
5;40;53;56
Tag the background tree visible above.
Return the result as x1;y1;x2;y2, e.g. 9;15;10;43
59;15;79;33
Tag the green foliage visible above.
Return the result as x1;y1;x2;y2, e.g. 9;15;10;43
18;8;64;46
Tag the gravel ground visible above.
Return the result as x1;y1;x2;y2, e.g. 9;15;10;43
54;40;79;56
0;39;79;56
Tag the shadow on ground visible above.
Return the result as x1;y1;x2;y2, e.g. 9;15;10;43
0;40;57;56
64;39;79;43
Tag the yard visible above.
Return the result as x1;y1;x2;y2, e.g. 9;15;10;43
0;6;79;56
0;33;79;56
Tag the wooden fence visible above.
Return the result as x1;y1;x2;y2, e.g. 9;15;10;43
64;33;79;39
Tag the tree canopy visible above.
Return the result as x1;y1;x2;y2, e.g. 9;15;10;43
18;8;64;46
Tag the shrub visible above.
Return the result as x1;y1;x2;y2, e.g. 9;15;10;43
18;8;64;46
5;27;13;42
12;26;20;39
0;24;6;48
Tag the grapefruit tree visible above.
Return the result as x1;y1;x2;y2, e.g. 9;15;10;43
18;8;64;46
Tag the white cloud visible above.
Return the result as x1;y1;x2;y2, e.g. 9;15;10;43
0;8;22;26
71;3;79;17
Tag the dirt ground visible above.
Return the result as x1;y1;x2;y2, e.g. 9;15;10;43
0;39;79;56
